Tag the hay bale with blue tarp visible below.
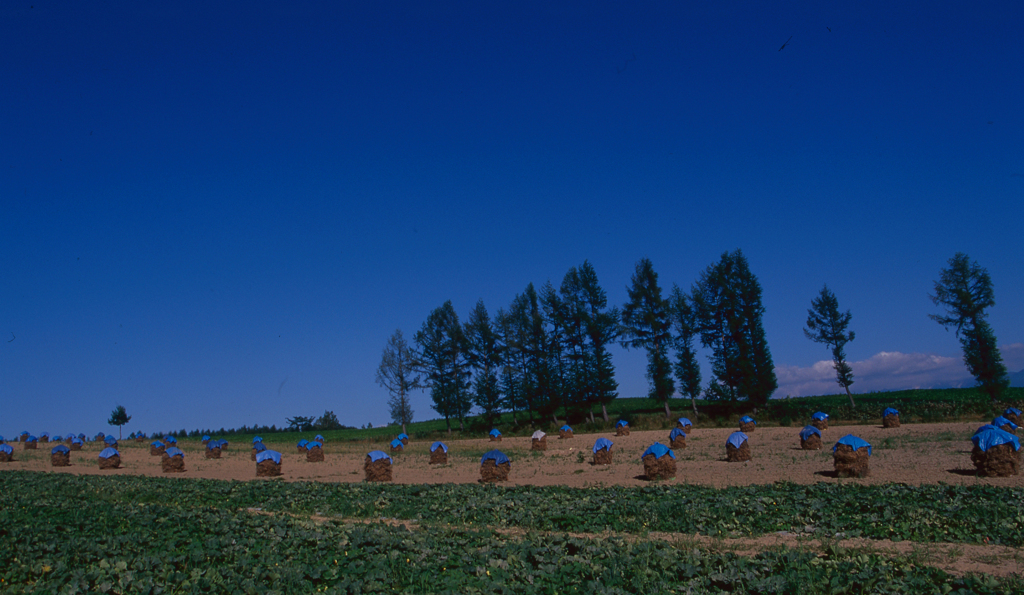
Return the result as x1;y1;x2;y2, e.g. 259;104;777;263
70;437;83;451
162;447;185;473
676;418;693;432
98;447;121;469
799;425;822;450
306;441;325;462
397;433;409;445
297;439;309;453
641;442;676;480
314;435;324;444
811;412;829;431
558;425;573;439
51;444;71;467
253;436;263;444
993;416;1018;434
150;441;166;456
0;435;5;445
205;440;222;459
364;450;393;482
24;435;37;450
669;428;687;449
971;428;1020;477
489;429;502;442
480;450;511;483
1004;407;1022;425
615;420;630;436
531;430;547;451
883;408;900;428
256;450;283;477
739;416;756;432
592;438;613;465
389;438;404;453
429;441;448;465
20;431;30;443
104;435;118;449
833;435;871;478
0;443;13;462
726;432;751;462
40;432;50;443
202;435;211;445
251;441;268;461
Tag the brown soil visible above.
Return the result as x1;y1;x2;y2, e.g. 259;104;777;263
669;436;687;449
50;453;70;467
429;449;447;465
161;454;185;473
999;424;1017;434
812;420;828;431
150;445;165;456
531;437;547;451
739;422;756;433
364;457;392;482
480;460;510;483
615;426;630;436
834;444;870;478
972;444;1020;477
205;447;221;459
726;440;751;462
883;414;900;428
642;453;676;480
98;455;120;470
256;459;282;477
306;447;325;463
592;449;612;465
558;430;573;439
801;434;822;450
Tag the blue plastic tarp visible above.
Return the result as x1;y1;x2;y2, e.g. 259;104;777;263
0;435;4;443
593;438;613;453
726;432;748;449
27;435;37;442
397;433;409;440
253;436;263;443
202;435;211;441
1006;407;1022;417
389;439;403;448
0;444;12;455
314;435;324;442
206;441;221;450
165;447;184;458
812;412;829;421
367;450;392;463
71;438;83;445
66;434;75;440
253;442;267;453
669;428;686;440
307;441;322;450
800;426;822;440
165;437;177;444
834;434;872;455
993;417;1018;430
974;424;998;436
616;420;628;428
297;439;309;448
481;450;511;466
51;445;70;454
883;408;899;417
151;441;164;448
256;450;282;464
489;429;501;437
560;425;572;432
739;416;756;425
20;431;29;436
972;428;1021;452
77;433;86;439
677;418;692;427
430;441;448;453
104;435;116;444
40;432;50;438
98;447;119;459
641;442;675;460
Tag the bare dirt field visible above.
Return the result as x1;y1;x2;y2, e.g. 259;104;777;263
3;421;1019;488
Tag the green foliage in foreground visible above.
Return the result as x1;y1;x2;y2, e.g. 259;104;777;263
4;472;1023;547
1;475;1018;594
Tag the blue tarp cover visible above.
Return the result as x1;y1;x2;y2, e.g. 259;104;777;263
253;436;262;443
314;435;324;442
726;432;748;449
669;428;686;440
1006;407;1022;417
834;434;872;455
389;439;403;448
202;435;211;441
0;444;12;455
165;437;177;444
678;418;692;426
297;439;309;448
51;445;70;454
560;425;572;432
165;447;184;458
397;433;409;440
489;429;501;437
367;450;392;463
739;416;756;424
883;408;899;417
593;438;613;453
71;437;83;445
20;431;28;436
0;435;4;443
40;432;50;438
256;450;282;464
253;442;267;452
66;434;75;440
641;442;675;460
27;436;37;442
616;420;628;427
481;450;511;466
800;426;822;440
218;440;228;447
151;441;164;448
974;424;998;436
430;441;448;453
207;441;221;450
98;447;119;459
993;416;1018;429
78;433;86;439
973;428;1021;452
812;412;829;421
104;435;116;444
307;441;322;450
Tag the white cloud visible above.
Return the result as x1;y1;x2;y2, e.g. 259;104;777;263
775;351;972;397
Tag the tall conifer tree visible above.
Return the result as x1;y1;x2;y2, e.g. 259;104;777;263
621;258;675;418
804;284;856;406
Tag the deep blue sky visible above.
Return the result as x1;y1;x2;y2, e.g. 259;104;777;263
2;1;1022;435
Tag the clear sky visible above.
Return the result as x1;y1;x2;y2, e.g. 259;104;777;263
2;1;1022;436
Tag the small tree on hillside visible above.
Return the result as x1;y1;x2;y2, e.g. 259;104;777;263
315;410;343;430
108;405;131;440
375;329;420;434
285;415;315;432
804;284;856;407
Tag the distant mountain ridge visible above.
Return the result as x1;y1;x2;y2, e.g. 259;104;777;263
1011;368;1024;388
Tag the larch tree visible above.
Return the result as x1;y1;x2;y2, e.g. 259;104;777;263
804;284;856;407
669;285;702;416
621;258;675;418
414;301;472;433
463;300;503;423
374;328;420;434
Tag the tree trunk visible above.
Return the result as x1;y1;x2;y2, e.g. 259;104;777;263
445;416;451;435
691;396;698;416
663;400;671;419
552;413;559;425
601;404;609;422
845;386;855;408
402;423;407;435
589;410;595;424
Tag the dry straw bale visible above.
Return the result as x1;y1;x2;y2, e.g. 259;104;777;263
150;445;165;456
489;435;502;442
833;444;870;478
400;437;409;446
98;455;120;470
972;444;1020;477
531;436;547;451
256;459;282;477
251;449;259;461
615;425;630;437
1005;412;1020;425
24;442;37;450
999;424;1017;434
812;419;829;431
306;446;325;462
70;442;82;451
51;452;70;467
642;454;676;480
39;436;49;443
161;454;185;473
801;434;823;450
19;435;27;443
592;449;613;465
558;429;573;439
390;443;404;453
739;421;756;433
726;440;751;462
883;414;900;428
364;457;392;482
479;459;510;483
205;447;221;459
429;449;448;465
669;435;687;450
0;452;11;463
297;446;306;453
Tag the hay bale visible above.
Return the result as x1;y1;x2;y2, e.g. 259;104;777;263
592;449;613;465
0;452;11;462
642;453;676;480
1005;412;1020;425
676;422;693;432
400;437;409;446
69;442;83;451
726;441;751;462
972;443;1020;477
306;446;325;462
1000;424;1017;434
51;452;70;467
134;437;145;443
256;459;282;477
205;446;221;459
739;421;756;433
558;429;574;439
812;419;829;431
39;436;49;443
531;436;547;451
429;449;448;465
19;435;27;443
801;434;823;450
150;444;165;456
479;459;510;483
669;435;686;449
489;435;502;442
24;441;37;450
615;426;630;436
98;455;121;470
364;457;392;482
161;454;185;473
883;414;900;428
833;444;870;478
